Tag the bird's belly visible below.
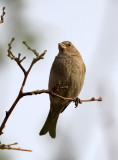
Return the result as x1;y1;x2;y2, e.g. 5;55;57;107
53;65;84;98
65;70;83;98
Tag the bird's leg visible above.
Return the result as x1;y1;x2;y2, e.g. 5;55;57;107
52;81;68;93
56;81;61;92
52;81;61;93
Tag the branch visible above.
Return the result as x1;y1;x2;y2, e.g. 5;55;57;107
0;142;32;152
22;89;102;106
22;41;47;64
0;38;47;136
7;38;26;75
0;7;5;23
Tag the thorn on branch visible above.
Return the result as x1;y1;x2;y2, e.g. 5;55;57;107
0;7;5;23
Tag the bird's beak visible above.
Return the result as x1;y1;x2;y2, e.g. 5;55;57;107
58;43;67;50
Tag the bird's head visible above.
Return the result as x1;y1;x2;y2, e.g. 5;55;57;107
58;41;78;53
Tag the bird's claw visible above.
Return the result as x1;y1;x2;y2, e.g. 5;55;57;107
73;97;82;108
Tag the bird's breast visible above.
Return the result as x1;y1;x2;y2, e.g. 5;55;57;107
49;54;86;98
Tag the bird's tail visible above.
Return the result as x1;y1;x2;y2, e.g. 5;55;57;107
39;110;58;138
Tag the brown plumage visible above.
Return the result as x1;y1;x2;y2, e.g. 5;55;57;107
39;41;86;138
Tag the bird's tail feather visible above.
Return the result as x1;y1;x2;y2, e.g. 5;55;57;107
49;117;58;138
39;111;58;138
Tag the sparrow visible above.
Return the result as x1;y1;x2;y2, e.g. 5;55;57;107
39;41;86;138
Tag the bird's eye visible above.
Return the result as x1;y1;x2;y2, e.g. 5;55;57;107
68;44;71;46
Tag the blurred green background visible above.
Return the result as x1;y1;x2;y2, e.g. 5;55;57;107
0;0;118;160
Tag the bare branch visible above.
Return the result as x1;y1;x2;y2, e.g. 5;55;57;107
0;38;47;136
74;97;102;107
0;7;5;23
0;142;32;152
23;41;39;57
22;41;47;64
7;38;26;75
22;89;102;107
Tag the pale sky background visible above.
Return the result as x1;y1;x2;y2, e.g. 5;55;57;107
0;0;118;160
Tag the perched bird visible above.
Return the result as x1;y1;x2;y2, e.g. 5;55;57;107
40;41;86;138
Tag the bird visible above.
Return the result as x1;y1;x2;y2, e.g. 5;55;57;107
39;41;86;138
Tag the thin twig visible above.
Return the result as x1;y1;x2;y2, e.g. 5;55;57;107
0;7;5;23
22;89;102;106
0;38;47;136
23;41;39;57
0;142;32;152
7;38;26;75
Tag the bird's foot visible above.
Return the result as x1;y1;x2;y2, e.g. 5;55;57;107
73;97;82;108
